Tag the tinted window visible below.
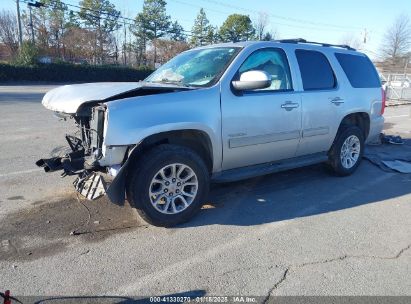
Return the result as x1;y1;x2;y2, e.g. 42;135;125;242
296;49;336;90
335;53;381;88
239;48;293;91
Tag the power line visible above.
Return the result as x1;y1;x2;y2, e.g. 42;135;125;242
173;0;360;33
23;0;366;43
51;0;194;33
197;0;362;30
21;0;197;37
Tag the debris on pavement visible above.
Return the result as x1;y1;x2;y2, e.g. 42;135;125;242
382;160;411;173
364;136;411;173
381;134;405;145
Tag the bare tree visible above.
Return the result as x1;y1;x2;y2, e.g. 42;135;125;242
63;27;96;62
339;33;363;50
254;12;269;41
0;10;19;56
381;14;411;59
148;39;189;64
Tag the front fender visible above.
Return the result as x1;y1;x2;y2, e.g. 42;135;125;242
104;87;222;171
107;122;217;148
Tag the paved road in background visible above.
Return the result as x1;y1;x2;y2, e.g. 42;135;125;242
0;85;410;299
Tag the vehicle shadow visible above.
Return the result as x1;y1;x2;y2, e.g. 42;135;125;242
180;159;411;228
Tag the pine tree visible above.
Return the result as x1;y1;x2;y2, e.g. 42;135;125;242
190;8;211;47
78;0;121;63
219;14;255;43
137;0;171;65
169;20;186;41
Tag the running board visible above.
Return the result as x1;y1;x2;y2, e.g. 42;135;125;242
212;152;328;183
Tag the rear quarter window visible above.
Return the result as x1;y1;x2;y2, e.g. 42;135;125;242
335;53;381;88
295;49;336;91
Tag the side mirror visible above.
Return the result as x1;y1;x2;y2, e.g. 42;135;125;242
232;70;272;91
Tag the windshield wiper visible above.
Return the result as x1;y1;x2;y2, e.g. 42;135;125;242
150;79;189;87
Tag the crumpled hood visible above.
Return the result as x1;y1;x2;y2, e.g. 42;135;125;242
42;82;143;114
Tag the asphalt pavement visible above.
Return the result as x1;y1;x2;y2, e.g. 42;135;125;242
0;85;410;300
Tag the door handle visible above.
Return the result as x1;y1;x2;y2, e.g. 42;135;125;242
281;101;299;111
330;97;344;105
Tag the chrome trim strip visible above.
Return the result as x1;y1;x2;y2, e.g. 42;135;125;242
303;127;329;138
229;130;300;148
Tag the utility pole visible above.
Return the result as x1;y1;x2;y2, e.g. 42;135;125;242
28;4;35;43
16;0;23;47
123;19;127;65
27;2;46;45
362;28;369;44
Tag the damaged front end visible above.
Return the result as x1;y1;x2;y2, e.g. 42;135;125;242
36;105;126;201
37;81;193;203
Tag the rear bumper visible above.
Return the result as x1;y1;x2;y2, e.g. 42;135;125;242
366;115;384;143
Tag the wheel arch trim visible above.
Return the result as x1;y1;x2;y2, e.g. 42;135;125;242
339;111;370;139
106;126;216;205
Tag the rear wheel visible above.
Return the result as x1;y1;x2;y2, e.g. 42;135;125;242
328;126;364;176
126;144;210;227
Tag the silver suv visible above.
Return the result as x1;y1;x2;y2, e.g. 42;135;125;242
37;39;385;226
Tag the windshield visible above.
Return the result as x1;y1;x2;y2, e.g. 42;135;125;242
145;47;240;87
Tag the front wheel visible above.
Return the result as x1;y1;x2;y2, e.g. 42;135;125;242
126;144;210;227
328;126;364;176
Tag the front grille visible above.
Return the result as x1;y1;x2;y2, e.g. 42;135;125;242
89;106;105;158
76;106;105;158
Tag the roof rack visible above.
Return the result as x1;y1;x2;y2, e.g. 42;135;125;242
275;38;356;51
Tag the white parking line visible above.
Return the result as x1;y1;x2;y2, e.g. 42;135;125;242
0;168;43;178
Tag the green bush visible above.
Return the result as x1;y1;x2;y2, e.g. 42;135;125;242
0;62;153;82
13;42;39;66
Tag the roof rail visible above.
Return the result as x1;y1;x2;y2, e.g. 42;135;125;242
276;38;356;51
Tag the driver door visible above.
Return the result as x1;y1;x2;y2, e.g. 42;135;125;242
221;48;302;170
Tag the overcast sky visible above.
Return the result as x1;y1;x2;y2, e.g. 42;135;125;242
3;0;411;59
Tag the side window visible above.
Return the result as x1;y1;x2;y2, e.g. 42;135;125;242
335;53;381;88
238;48;293;91
296;49;336;91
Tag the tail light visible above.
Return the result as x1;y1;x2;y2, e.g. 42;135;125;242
381;88;386;115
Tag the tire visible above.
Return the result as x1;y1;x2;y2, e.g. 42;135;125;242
328;125;364;176
126;144;210;227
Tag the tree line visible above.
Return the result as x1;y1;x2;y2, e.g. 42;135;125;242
0;0;410;69
0;0;277;67
0;0;273;67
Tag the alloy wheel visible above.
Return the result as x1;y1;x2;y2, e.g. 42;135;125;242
149;163;198;214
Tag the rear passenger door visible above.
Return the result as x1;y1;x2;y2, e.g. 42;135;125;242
294;49;344;156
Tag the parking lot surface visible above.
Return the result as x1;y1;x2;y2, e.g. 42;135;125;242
0;85;410;298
